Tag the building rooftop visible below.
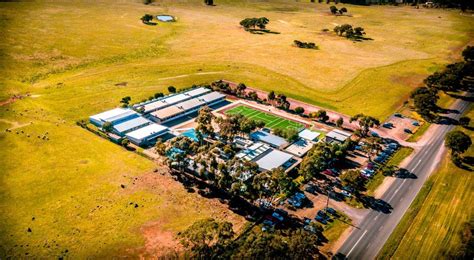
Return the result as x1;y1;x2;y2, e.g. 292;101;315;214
176;98;205;111
250;130;289;148
142;100;169;114
125;123;168;140
164;93;189;105
90;108;136;123
236;142;272;161
151;106;183;120
113;116;150;134
285;138;314;157
199;92;226;104
298;129;321;141
184;87;211;97
326;129;352;142
255;149;294;171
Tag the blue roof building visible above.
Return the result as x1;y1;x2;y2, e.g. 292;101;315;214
250;130;289;149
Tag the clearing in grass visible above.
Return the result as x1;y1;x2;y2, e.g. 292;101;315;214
226;105;303;131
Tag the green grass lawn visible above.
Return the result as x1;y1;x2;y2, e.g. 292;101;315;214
378;105;474;259
226;105;304;131
366;147;414;195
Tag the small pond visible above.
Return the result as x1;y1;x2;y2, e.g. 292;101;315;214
156;15;175;22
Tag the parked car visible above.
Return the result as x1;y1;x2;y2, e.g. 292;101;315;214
382;122;393;128
412;121;420;126
341;190;352;198
315;215;327;224
394;113;403;118
404;128;412;134
326;207;337;215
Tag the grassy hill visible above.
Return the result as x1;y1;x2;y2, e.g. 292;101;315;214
0;0;472;258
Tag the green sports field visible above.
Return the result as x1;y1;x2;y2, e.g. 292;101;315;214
226;105;304;131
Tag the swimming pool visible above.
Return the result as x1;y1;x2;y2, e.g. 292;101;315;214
181;129;200;142
156;15;175;22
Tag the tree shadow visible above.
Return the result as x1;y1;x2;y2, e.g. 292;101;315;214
248;29;281;35
358;195;393;214
396;168;418;179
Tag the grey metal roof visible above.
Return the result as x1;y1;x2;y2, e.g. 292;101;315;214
113;116;150;133
326;129;352;142
255;149;293;171
90;108;136;123
184;87;211;97
176;98;205;111
250;131;289;148
199;92;226;104
285;138;314;157
298;129;321;141
125;123;168;140
236;142;272;161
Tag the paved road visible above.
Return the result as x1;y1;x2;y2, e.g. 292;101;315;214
337;95;472;260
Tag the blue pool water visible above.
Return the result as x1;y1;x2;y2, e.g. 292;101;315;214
181;129;200;142
157;15;175;22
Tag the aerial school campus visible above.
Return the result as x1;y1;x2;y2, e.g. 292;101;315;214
1;0;474;259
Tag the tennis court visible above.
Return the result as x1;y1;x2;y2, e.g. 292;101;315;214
226;105;304;131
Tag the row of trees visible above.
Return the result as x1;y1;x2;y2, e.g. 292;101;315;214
239;17;270;31
293;40;318;49
333;24;366;40
411;46;473;120
179;218;321;259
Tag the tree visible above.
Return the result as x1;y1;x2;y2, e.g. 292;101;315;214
179;218;234;258
459;117;471;127
248;91;259;101
195;106;215;140
363;137;382;161
168;86;176;93
295;107;305;114
462;46;474;62
140;14;153;24
330;5;338;14
120;96;131;107
102;122;113;132
236;83;247;96
340;169;363;192
268;91;276;102
256;17;269;30
339;7;348;14
349;114;380;137
121;138;130;147
204;0;214;5
311;110;329;123
445;130;472;156
154;92;164;98
155;139;167;155
336;117;344;128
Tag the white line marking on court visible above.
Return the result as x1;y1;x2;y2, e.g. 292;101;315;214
374;215;379;221
347;230;368;257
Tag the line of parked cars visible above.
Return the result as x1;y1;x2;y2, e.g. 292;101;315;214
374;142;399;164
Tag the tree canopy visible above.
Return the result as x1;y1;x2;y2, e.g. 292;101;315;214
349;114;380;137
445;130;472;155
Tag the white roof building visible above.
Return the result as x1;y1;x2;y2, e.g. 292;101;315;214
125;123;169;146
298;129;321;142
285;138;314;157
89;108;138;127
325;129;352;143
255;149;294;172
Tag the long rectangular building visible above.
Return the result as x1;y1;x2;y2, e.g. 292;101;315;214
150;91;226;123
136;87;212;114
125;123;169;146
89;108;139;127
